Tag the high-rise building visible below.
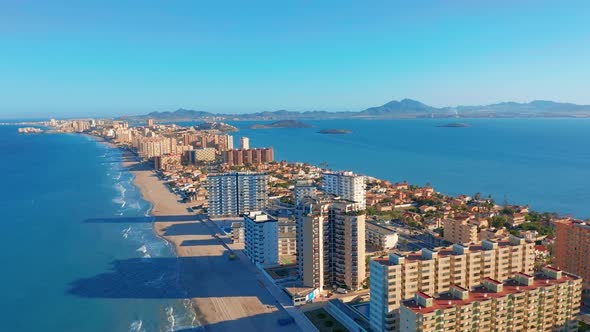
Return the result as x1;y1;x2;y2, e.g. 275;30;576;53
322;171;366;210
296;194;366;292
294;179;317;205
369;236;535;332
554;218;590;289
240;136;250;149
443;217;478;244
147;119;154;127
206;172;268;217
278;218;297;256
400;267;582;332
222;147;274;166
188;148;217;163
244;211;278;268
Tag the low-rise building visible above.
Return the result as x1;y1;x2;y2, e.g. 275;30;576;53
366;221;399;251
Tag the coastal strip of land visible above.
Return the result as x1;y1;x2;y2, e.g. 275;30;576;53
119;151;300;331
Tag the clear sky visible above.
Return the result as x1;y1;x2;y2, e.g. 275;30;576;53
1;0;589;118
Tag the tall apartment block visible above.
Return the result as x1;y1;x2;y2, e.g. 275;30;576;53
240;136;250;149
222;147;274;166
296;194;366;292
555;218;590;289
244;211;278;268
294;179;317;205
443;218;478;244
206;172;268;217
322;171;366;210
369;236;535;332
400;267;582;332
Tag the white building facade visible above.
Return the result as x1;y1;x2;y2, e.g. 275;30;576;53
244;211;279;268
206;172;268;217
322;171;366;210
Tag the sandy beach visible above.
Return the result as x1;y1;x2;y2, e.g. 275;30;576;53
118;150;300;332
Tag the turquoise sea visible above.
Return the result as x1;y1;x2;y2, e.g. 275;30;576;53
209;118;590;218
0;125;197;331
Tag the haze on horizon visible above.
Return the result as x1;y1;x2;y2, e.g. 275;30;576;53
1;0;589;119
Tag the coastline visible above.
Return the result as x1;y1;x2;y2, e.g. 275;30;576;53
92;137;295;331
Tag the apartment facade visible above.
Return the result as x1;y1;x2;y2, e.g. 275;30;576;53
322;171;366;210
294;179;317;206
244;211;279;268
400;267;582;332
188;148;216;163
278;219;297;256
555;218;590;289
369;236;535;332
366;221;399;251
296;194;366;291
222;147;274;166
206;172;268;217
443;218;478;244
240;136;250;149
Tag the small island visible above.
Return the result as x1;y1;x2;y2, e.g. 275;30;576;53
249;120;311;129
436;122;470;128
318;129;351;134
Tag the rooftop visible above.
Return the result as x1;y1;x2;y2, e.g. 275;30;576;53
372;237;529;266
402;268;580;315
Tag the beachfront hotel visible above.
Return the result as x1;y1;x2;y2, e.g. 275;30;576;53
322;171;366;210
369;236;535;332
296;194;366;292
554;218;590;289
400;267;582;332
206;172;268;217
243;211;279;268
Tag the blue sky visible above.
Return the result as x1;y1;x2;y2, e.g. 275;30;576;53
1;0;589;118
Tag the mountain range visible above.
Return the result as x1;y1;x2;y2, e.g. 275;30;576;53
118;99;590;122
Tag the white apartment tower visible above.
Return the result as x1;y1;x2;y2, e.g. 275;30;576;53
244;211;278;268
206;172;268;217
322;171;366;210
240;136;250;149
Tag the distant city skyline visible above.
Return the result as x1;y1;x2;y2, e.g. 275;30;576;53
1;0;590;118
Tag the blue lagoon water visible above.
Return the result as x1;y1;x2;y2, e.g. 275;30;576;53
188;118;590;218
0;125;196;331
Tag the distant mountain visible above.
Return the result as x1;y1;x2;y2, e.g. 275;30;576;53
456;100;590;116
361;98;439;116
119;99;590;122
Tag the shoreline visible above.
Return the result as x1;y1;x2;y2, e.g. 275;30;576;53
91;136;294;331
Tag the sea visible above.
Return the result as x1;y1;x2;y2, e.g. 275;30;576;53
179;118;590;218
1;118;589;331
0;124;198;331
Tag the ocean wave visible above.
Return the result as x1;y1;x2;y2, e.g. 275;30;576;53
136;245;148;255
129;320;144;332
